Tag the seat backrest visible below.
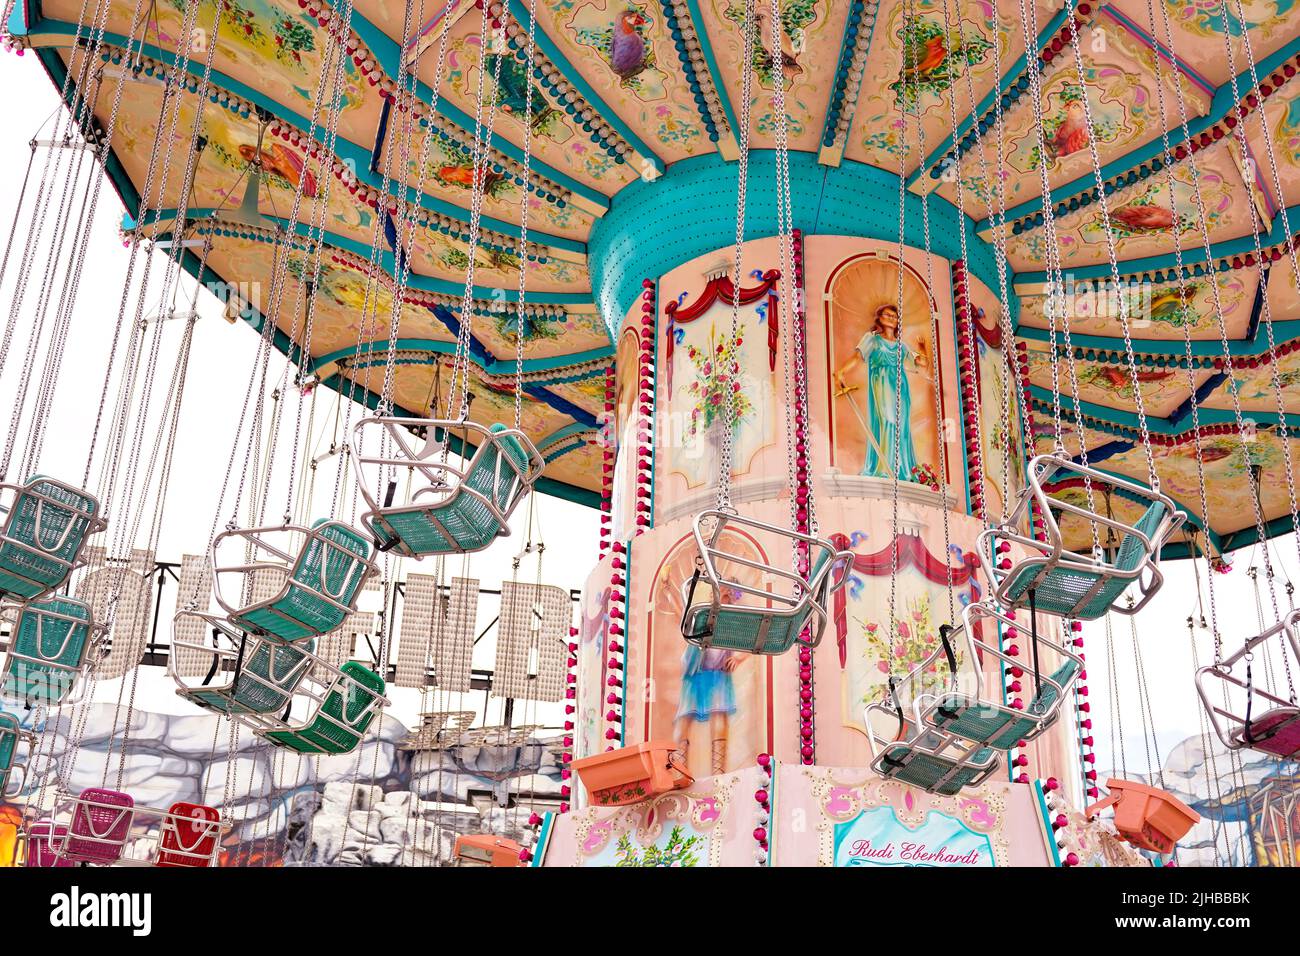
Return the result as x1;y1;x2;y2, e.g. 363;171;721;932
12;597;92;666
465;425;531;511
67;788;134;862
231;639;313;712
157;802;220;866
293;520;371;605
1113;500;1168;572
319;661;385;732
5;476;99;559
0;712;19;771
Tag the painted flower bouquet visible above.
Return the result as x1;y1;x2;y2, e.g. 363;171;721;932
684;328;751;440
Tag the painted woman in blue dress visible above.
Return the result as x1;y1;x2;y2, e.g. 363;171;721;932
834;304;928;480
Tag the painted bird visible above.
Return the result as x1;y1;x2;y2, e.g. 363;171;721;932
755;9;803;82
611;10;649;80
1049;100;1090;159
1111;202;1175;232
912;32;948;74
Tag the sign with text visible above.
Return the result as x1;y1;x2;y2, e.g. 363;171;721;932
833;806;996;867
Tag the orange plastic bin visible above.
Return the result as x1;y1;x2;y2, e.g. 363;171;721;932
455;833;525;867
572;740;693;807
1086;778;1200;854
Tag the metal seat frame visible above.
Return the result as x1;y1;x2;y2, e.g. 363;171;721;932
351;416;545;559
913;601;1083;751
1196;609;1300;759
0;477;106;601
679;509;854;654
0;714;36;798
977;454;1184;620
168;611;316;718
209;520;377;643
0;597;103;708
251;659;390;755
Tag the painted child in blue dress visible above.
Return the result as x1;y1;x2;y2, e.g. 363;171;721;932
674;643;742;775
834;304;928;480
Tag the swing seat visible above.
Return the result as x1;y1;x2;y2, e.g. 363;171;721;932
213;519;376;643
261;660;386;755
64;788;135;865
1234;708;1300;759
907;601;1082;750
1195;610;1300;760
572;740;693;807
178;631;315;718
455;833;526;867
25;821;72;868
0;711;31;795
871;738;1000;797
0;476;105;602
680;511;854;656
0;597;97;707
979;455;1183;621
155;802;222;868
357;420;545;559
1086;778;1199;854
925;658;1082;750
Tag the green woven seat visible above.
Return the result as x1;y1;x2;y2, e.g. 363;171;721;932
927;659;1081;749
0;712;20;789
369;424;531;557
182;640;312;716
1000;501;1167;620
877;740;997;796
682;549;831;655
0;477;101;601
681;605;808;654
263;661;385;755
0;598;93;706
231;520;372;642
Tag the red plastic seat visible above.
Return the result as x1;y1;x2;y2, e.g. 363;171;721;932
156;802;221;868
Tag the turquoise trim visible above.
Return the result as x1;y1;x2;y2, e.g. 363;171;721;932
682;0;740;145
529;811;555;867
589;150;1013;332
24;18;584;249
310;339;613;377
1017;323;1300;358
988;35;1300;230
1032;779;1064;867
1027;385;1300;434
538;422;597;450
817;0;875;152
504;0;662;175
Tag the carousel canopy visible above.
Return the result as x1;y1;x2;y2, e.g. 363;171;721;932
10;0;1300;555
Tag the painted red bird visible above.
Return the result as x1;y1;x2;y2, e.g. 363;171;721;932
1111;202;1175;232
914;33;947;74
1049;100;1089;159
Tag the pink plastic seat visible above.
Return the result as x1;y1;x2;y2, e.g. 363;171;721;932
63;788;134;864
25;821;72;867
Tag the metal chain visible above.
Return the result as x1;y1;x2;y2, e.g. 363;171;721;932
717;0;757;512
448;5;507;422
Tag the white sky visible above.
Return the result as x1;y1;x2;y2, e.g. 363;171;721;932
2;49;1298;784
